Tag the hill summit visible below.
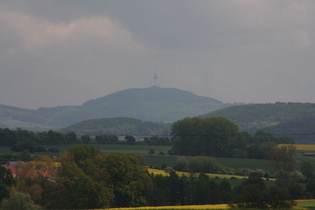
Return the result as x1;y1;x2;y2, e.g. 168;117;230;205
0;87;231;129
81;87;230;123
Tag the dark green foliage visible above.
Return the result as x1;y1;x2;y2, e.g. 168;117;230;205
242;130;294;159
62;117;171;136
38;130;65;145
262;186;296;209
249;130;294;144
203;103;315;143
302;161;315;181
11;139;35;153
0;128;78;146
53;161;109;209
148;149;155;154
231;173;295;209
105;153;153;207
64;132;77;144
58;146;113;208
270;145;296;186
47;146;153;209
144;136;171;146
125;135;136;145
191;174;220;204
1;191;42;210
175;156;226;174
81;134;91;144
47;148;59;153
67;145;99;165
171;117;246;157
0;165;15;201
95;134;118;144
149;173;232;206
35;146;47;152
19;149;31;161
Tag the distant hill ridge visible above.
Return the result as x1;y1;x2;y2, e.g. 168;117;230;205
61;117;171;136
84;87;219;105
0;87;230;129
201;103;315;143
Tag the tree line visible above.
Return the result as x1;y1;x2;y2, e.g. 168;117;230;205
0;128;172;157
170;117;294;159
1;116;294;161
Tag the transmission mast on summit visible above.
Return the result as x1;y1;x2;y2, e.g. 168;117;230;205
153;72;158;87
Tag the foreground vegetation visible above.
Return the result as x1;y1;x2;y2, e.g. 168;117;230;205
1;144;307;209
1;116;315;209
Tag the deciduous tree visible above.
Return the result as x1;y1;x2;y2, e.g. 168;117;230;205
171;117;244;157
270;145;296;186
105;153;152;207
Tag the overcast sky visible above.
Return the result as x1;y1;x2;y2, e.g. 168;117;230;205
1;0;315;109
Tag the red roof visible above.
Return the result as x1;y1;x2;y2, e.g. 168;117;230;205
2;164;17;178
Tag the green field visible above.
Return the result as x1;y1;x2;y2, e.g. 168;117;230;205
0;144;171;155
144;155;275;173
2;143;315;175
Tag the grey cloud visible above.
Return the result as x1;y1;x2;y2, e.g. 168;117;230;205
1;0;315;109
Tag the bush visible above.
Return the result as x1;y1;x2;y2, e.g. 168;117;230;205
11;139;35;153
1;191;42;210
159;151;165;155
148;149;155;155
164;167;175;174
175;156;225;173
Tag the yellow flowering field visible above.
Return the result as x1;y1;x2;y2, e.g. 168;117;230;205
279;144;315;151
29;161;61;167
148;168;248;180
107;204;229;210
95;199;315;210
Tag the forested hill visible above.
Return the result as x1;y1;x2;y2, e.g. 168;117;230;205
202;103;315;144
81;87;230;122
0;87;230;129
61;117;171;136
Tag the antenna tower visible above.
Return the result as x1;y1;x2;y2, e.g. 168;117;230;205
153;72;158;87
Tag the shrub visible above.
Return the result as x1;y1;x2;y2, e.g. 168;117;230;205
148;149;155;155
159;151;165;155
175;156;225;173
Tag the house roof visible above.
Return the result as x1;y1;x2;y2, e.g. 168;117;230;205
2;164;17;178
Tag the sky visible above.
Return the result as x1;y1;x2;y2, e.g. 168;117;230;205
1;0;315;109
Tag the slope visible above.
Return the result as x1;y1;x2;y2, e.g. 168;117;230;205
61;117;171;136
202;103;315;143
0;87;230;129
